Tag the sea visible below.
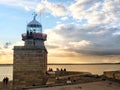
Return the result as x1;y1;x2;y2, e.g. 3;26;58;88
0;64;120;81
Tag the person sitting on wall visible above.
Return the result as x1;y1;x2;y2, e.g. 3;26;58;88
64;68;66;72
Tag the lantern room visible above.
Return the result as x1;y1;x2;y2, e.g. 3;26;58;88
22;14;47;41
27;14;42;33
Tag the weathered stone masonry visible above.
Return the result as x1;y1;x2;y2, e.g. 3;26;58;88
13;46;47;89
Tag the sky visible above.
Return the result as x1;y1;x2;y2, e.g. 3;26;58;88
0;0;120;64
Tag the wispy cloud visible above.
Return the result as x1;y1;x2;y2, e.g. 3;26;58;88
61;17;68;21
0;41;24;64
36;1;69;16
0;0;38;11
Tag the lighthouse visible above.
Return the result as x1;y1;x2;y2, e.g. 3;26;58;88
13;14;47;90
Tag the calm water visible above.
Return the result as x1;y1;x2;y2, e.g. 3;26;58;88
0;64;120;81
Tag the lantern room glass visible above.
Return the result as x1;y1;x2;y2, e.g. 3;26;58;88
27;26;42;33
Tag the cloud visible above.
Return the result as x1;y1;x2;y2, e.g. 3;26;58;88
69;0;120;26
37;1;68;16
61;17;68;21
56;21;61;24
0;44;13;64
113;31;120;35
36;3;46;13
1;0;119;26
0;41;24;64
1;0;119;23
69;40;91;48
45;23;120;56
0;0;38;11
44;23;120;63
0;0;69;16
69;0;100;19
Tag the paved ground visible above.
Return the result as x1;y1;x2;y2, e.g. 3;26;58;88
0;79;119;90
0;81;12;90
28;81;120;90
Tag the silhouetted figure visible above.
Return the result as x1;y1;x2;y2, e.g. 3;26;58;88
50;68;53;71
3;77;6;85
5;77;9;85
61;68;63;71
30;31;33;35
56;68;59;71
3;77;9;85
56;68;60;79
48;68;53;72
27;30;29;36
51;68;53;71
64;68;66;72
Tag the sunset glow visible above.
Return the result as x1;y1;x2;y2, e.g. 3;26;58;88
0;0;120;64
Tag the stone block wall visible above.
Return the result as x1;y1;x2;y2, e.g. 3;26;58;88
103;71;120;80
13;46;47;90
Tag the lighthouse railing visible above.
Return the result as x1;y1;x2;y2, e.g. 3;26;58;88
22;33;47;40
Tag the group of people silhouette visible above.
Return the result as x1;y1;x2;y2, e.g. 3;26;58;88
3;77;9;85
56;68;66;72
48;68;67;72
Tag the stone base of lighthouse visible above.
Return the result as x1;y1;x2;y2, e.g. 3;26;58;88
13;46;47;90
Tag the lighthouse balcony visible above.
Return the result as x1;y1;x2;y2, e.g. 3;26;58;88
22;33;47;40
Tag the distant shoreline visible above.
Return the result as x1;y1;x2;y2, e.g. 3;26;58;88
0;63;120;66
48;63;120;65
